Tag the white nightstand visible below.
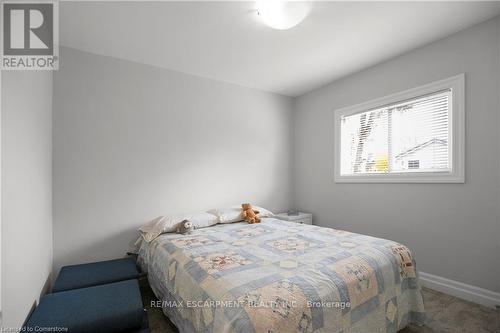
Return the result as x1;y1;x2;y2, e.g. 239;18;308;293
275;212;313;225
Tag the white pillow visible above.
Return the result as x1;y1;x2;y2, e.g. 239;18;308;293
183;212;218;229
139;212;218;242
207;205;274;224
139;215;183;242
207;207;244;224
254;206;275;218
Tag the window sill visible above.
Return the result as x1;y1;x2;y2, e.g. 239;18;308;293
334;173;465;184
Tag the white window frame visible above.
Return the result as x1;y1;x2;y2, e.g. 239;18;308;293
334;74;465;183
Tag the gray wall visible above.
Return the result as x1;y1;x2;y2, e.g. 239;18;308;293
1;71;53;327
53;47;293;272
293;18;500;292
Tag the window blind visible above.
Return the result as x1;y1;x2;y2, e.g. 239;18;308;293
340;90;451;175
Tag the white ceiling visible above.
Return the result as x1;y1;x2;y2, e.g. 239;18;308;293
60;1;500;97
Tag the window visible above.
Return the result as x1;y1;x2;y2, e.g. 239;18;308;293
334;74;464;183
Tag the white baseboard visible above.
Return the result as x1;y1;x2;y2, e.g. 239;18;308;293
419;271;500;308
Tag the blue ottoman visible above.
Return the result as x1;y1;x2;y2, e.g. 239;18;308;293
25;279;145;333
53;257;139;292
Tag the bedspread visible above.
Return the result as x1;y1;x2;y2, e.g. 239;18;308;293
138;218;425;333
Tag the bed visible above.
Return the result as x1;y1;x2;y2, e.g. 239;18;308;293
138;218;425;333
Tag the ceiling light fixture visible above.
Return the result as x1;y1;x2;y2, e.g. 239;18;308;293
256;1;311;30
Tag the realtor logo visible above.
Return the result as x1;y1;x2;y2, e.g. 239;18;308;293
1;1;59;70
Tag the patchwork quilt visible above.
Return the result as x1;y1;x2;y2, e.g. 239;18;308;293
138;218;425;333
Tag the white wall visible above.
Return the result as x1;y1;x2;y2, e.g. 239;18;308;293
498;15;500;291
53;47;293;273
1;71;53;327
293;18;500;292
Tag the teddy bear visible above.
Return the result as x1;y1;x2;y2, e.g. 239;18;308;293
241;203;261;224
176;220;194;234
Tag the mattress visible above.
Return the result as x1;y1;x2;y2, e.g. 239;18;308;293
138;218;425;333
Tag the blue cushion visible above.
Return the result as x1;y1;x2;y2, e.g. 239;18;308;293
25;279;144;333
53;257;139;292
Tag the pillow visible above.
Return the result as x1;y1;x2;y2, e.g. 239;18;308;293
139;212;218;242
138;215;183;242
254;206;275;218
207;205;274;224
183;212;218;229
207;207;244;224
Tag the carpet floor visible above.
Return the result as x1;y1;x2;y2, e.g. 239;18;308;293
140;282;500;333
